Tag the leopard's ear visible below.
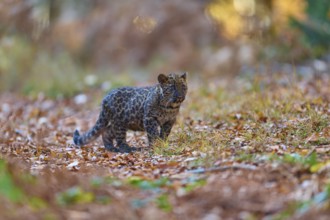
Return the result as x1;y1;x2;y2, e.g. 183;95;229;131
158;74;168;84
181;72;187;80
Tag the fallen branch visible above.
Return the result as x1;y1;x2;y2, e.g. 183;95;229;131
188;164;258;174
304;146;317;159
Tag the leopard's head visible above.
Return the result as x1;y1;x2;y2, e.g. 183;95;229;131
158;72;187;108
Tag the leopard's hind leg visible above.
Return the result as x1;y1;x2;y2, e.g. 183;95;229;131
102;127;119;152
113;126;137;153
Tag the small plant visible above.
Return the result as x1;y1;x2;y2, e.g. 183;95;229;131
56;186;95;206
153;139;184;156
127;176;169;190
0;160;25;203
155;194;172;212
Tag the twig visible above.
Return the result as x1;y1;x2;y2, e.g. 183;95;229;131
28;143;37;149
304;146;317;159
188;164;258;174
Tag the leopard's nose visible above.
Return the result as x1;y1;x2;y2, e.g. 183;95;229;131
174;91;185;102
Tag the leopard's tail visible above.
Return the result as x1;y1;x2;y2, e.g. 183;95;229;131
73;108;110;146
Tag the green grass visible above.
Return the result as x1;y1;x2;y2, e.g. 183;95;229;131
175;76;330;169
0;36;136;98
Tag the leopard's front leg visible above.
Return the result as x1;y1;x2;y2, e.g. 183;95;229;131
160;120;175;141
143;117;160;147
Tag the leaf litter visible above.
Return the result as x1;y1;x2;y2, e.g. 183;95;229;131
0;74;330;219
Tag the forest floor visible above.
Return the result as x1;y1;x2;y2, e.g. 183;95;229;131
1;73;330;220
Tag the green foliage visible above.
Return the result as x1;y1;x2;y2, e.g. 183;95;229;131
56;186;95;206
275;182;330;218
56;179;114;206
90;176;104;188
236;153;257;163
270;203;301;220
127;176;205;212
103;176;123;187
0;36;135;98
0;37;84;97
291;0;330;53
28;196;48;210
0;160;25;203
131;198;150;209
127;176;169;190
155;194;172;212
312;184;330;204
128;177;173;210
95;195;111;205
282;152;318;167
305;0;330;23
0;37;34;90
183;178;206;193
0;160;49;211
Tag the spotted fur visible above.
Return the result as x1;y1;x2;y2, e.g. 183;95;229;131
73;73;187;152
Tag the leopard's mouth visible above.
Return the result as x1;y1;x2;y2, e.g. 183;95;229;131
170;102;182;108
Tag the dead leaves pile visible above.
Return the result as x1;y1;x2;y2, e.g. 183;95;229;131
0;74;330;219
0;93;190;179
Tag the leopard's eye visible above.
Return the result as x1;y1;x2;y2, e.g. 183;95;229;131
170;84;176;90
164;85;174;94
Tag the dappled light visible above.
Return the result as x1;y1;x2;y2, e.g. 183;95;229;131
133;15;157;34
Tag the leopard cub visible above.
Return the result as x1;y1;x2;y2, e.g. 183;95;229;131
73;72;187;153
